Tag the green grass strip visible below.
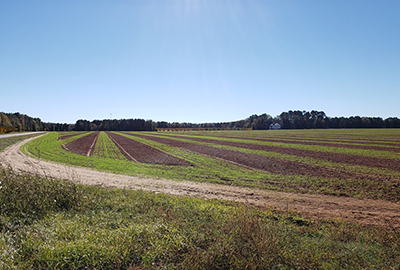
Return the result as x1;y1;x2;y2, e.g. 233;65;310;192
0;133;43;152
92;132;127;160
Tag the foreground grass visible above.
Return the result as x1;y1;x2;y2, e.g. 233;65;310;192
0;168;399;269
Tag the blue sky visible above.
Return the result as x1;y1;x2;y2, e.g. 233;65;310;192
1;0;399;124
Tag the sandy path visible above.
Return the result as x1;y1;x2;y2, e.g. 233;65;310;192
1;135;400;227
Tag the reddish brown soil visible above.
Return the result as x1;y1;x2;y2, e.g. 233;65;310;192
106;132;193;166
203;133;400;147
130;134;394;183
64;132;99;156
229;136;400;152
156;134;400;171
284;137;400;146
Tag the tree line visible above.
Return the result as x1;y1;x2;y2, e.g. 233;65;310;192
156;110;400;130
1;110;400;134
0;112;74;134
74;119;156;131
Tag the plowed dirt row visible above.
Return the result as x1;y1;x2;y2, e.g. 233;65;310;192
215;136;400;152
130;134;389;182
107;132;193;166
202;134;400;146
2;136;400;228
153;134;400;172
65;132;99;156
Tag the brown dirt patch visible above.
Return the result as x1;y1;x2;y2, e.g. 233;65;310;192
231;136;400;152
200;133;400;147
107;132;193;166
64;132;99;156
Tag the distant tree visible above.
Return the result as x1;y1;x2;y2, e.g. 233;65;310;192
384;117;400;128
157;121;169;129
0;113;12;127
74;120;91;131
250;113;273;130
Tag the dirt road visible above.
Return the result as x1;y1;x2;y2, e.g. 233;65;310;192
0;132;44;139
1;135;399;227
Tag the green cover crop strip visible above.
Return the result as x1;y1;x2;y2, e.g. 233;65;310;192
92;131;127;160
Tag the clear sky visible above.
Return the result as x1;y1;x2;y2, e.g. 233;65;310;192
1;0;399;124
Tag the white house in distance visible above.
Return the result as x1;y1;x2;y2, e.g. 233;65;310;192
269;123;281;130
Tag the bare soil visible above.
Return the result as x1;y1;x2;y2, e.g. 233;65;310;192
1;135;400;227
106;132;193;166
208;133;400;147
221;136;400;152
64;132;99;156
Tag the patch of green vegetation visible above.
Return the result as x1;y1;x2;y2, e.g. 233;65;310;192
0;133;42;152
92;131;127;160
1;168;399;269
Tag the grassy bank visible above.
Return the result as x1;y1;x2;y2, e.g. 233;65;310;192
0;168;399;269
0;133;43;152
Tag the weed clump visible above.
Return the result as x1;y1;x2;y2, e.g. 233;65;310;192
0;168;81;219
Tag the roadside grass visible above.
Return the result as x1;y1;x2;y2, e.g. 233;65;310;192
1;167;399;269
0;133;43;152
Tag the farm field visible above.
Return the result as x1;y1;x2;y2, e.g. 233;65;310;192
23;129;400;202
2;129;400;269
